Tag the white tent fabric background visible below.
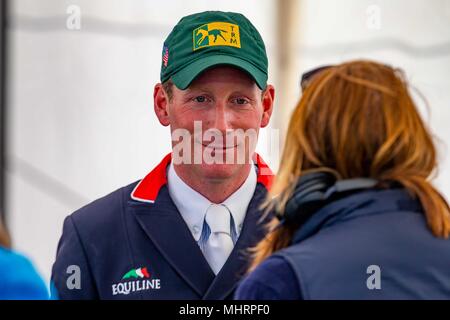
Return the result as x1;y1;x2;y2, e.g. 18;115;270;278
6;0;450;286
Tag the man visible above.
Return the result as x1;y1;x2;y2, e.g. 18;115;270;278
51;11;275;299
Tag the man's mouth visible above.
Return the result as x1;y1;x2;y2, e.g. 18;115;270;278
201;142;237;150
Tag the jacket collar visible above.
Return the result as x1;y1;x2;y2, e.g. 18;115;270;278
130;152;273;203
292;188;423;244
130;153;171;203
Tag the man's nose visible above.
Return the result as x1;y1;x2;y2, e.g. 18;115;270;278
212;103;232;133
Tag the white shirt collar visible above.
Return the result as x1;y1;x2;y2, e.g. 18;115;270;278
167;163;257;241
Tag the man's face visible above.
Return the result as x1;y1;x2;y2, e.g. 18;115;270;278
154;66;274;181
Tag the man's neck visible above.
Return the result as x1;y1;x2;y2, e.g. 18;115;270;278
172;164;252;204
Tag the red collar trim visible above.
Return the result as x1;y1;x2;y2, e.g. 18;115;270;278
130;153;171;203
253;153;274;190
131;152;273;203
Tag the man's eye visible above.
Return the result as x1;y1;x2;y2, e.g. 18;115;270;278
193;96;208;103
234;98;249;105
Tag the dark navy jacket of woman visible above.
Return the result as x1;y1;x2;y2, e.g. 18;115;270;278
235;188;450;299
51;153;273;299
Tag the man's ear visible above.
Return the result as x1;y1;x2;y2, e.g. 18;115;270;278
260;84;275;128
154;83;171;126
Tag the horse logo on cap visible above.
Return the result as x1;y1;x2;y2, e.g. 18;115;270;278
193;22;241;50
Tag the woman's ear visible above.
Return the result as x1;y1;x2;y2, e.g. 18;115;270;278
154;83;171;126
260;84;275;128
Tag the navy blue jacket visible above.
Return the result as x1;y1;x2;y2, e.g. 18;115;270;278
236;188;450;300
51;153;273;300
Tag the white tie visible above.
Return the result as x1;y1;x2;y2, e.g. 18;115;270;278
203;204;234;275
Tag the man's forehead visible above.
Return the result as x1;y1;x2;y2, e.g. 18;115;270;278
186;66;257;89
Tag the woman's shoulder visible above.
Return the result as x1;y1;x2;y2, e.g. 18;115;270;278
235;255;302;300
0;246;49;299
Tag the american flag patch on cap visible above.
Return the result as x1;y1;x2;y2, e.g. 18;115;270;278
162;45;169;67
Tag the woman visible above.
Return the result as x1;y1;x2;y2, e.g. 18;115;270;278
0;218;49;299
235;60;450;299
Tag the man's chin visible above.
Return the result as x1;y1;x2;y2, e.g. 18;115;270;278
195;162;246;180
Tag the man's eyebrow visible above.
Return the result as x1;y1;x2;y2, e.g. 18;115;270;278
183;86;212;94
229;89;261;100
229;90;255;96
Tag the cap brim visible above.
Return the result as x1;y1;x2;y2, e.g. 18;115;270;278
171;55;267;90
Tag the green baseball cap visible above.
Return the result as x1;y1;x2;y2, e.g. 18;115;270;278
160;11;268;90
